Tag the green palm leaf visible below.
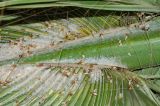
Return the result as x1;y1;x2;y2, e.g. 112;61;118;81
1;17;160;69
0;0;160;106
0;63;159;105
0;16;160;105
0;0;160;12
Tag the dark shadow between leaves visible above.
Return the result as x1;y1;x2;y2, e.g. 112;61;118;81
0;7;136;27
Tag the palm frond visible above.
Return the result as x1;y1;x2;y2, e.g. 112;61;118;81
0;0;160;12
135;66;160;93
0;63;159;105
0;0;160;105
1;17;160;70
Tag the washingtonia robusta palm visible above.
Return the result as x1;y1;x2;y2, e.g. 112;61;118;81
0;0;160;106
